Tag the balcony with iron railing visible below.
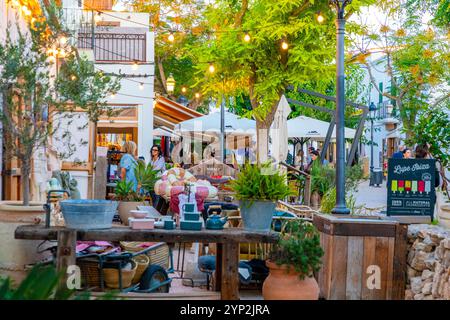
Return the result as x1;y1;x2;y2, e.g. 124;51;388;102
61;7;148;63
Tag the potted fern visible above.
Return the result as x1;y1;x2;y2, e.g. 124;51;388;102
263;220;323;300
230;163;293;231
116;161;158;225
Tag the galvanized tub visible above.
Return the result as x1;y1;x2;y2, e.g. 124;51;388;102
239;200;276;232
60;200;118;229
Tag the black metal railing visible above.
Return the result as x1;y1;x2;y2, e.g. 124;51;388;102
78;32;147;62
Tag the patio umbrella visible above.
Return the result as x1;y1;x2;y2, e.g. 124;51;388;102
287;115;356;139
270;95;291;163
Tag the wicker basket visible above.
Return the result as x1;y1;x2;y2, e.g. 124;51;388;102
77;257;102;288
120;242;170;270
104;260;137;289
131;254;150;284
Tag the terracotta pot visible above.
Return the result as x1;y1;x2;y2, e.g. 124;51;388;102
118;201;145;226
0;201;51;285
262;260;319;300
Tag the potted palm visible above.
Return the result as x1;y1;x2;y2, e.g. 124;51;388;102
116;161;158;225
230;162;293;231
263;220;323;300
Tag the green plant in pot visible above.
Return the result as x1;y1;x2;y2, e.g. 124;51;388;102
115;162;159;226
230;162;293;231
263;220;323;300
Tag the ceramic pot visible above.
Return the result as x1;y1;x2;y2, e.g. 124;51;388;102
118;201;145;226
0;201;51;284
310;191;321;209
262;260;319;300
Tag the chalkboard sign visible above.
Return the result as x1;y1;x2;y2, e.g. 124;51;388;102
387;158;436;218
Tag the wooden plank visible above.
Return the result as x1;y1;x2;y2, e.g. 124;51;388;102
345;236;364;300
214;243;223;292
386;237;395;300
94;156;107;200
361;237;376;300
392;224;408;300
221;242;239;300
317;233;324;293
373;237;389;299
318;232;333;299
56;229;77;291
14;225;279;244
89;291;221;300
329;235;348;300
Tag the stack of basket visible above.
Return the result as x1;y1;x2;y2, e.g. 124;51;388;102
120;242;170;270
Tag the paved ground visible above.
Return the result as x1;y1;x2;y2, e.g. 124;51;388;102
353;179;388;214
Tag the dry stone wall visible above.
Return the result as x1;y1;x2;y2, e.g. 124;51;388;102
406;224;450;300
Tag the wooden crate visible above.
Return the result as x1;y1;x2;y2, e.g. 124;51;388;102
313;214;408;300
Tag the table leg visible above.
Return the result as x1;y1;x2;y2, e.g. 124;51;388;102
56;229;76;291
214;243;223;292
221;242;239;300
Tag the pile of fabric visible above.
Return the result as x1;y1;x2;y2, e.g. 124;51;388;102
154;168;218;214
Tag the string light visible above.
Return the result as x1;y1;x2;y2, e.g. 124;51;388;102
243;32;251;42
110;93;116;99
195;93;201;99
59;36;68;46
281;40;289;50
132;60;139;70
94;12;102;23
317;12;324;23
168;33;175;42
58;48;66;58
139;83;144;90
208;63;215;73
181;86;187;93
71;75;77;81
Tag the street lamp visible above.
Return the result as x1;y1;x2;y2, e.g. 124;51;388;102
331;0;351;215
166;73;175;94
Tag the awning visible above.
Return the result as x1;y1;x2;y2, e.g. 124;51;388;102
153;96;203;129
287;115;356;140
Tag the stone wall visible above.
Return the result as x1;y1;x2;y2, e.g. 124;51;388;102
406;224;450;300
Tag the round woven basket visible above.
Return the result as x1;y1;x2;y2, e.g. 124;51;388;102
131;254;150;284
103;260;137;289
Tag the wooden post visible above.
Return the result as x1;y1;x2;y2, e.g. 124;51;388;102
214;243;223;292
56;229;77;291
304;176;311;206
94;156;107;199
221;242;239;300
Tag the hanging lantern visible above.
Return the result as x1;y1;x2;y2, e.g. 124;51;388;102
166;73;176;93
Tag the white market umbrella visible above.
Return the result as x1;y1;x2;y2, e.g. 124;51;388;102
287;115;356;140
270;95;291;163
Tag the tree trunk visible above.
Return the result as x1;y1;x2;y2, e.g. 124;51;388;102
21;158;31;206
256;119;270;163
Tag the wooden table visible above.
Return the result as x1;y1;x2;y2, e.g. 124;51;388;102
15;225;278;300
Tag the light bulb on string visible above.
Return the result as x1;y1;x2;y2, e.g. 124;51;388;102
71;75;77;81
208;63;215;73
195;92;201;99
281;40;289;50
181;86;187;93
59;35;68;46
139;83;144;90
110;93;116;99
94;12;102;23
58;49;66;58
132;60;139;71
168;33;175;42
317;12;324;23
243;32;251;42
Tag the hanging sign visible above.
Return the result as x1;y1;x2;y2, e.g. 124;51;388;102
387;158;436;220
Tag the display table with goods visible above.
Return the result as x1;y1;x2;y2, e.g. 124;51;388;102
15;224;278;300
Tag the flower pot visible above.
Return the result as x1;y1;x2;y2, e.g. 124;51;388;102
262;260;319;300
118;201;145;226
239;200;276;232
0;201;52;284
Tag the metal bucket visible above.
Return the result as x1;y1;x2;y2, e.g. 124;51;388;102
239;200;276;232
60;200;118;229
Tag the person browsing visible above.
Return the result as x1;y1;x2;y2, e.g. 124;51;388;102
119;141;138;191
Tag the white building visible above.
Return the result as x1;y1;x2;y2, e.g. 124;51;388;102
360;55;404;172
55;0;155;198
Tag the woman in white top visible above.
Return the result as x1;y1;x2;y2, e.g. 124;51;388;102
149;144;165;208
